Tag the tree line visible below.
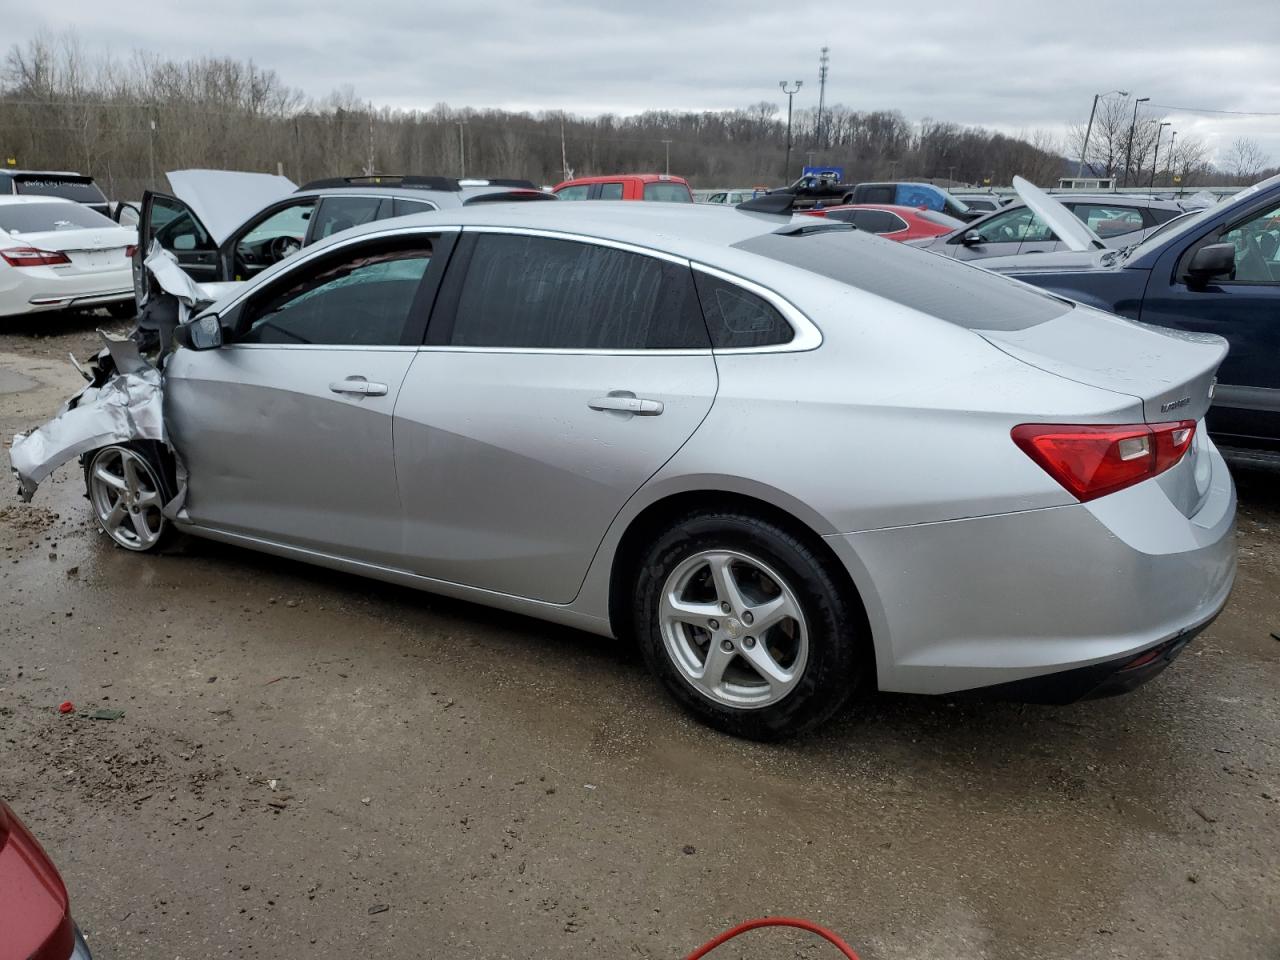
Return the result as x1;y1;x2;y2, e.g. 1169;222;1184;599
2;33;1272;203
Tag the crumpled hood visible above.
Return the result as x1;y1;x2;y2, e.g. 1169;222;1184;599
165;169;297;246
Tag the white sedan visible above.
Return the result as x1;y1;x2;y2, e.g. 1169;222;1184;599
0;195;136;318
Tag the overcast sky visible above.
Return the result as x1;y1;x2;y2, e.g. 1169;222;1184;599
10;0;1280;164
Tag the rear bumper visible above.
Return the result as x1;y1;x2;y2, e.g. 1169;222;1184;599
825;442;1237;696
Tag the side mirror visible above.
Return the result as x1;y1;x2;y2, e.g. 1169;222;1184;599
1185;242;1235;286
961;230;984;246
175;313;224;351
173;234;196;252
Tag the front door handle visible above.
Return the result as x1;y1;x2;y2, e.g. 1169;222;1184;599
329;377;389;397
588;392;664;416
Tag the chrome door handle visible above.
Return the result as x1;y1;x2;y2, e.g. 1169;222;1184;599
588;393;664;416
329;377;388;397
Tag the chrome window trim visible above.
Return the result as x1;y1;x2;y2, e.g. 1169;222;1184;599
220;344;421;352
691;262;823;354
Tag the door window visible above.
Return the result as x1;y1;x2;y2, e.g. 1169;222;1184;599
598;182;625;200
556;185;590;201
237;241;433;346
832;209;908;234
972;206;1054;243
643;182;693;203
311;196;384;240
1068;203;1144;238
150;195;214;251
443;233;708;350
238;200;315;250
1220;204;1280;283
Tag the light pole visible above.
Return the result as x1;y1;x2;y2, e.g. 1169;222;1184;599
1122;96;1149;187
779;80;803;183
1149;121;1171;187
662;139;672;176
456;120;467;178
1167;129;1178;186
1077;89;1128;177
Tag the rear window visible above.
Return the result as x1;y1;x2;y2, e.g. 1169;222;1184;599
733;230;1071;332
0;202;117;233
12;176;107;204
643;182;692;203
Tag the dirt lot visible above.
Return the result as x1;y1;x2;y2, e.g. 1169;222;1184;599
1;312;1277;960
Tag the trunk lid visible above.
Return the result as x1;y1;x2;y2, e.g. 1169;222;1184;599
982;306;1227;517
9;226;135;273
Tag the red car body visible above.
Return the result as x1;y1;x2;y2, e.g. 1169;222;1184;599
802;203;963;242
0;802;89;960
552;173;693;203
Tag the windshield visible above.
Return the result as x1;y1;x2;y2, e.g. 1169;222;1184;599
12;176;107;204
0;201;117;232
1127;172;1280;262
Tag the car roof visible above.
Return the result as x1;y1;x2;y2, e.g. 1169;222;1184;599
555;174;690;187
817;204;929;215
0;194;78;206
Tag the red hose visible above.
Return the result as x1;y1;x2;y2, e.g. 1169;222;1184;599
684;916;861;960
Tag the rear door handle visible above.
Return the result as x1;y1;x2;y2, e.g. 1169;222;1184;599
588;393;664;416
329;377;389;397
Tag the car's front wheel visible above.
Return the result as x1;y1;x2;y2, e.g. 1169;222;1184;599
633;512;868;739
84;443;171;552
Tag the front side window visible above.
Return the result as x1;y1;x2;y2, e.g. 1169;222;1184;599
598;182;625;200
1068;204;1144;238
693;272;793;349
150;195;213;251
311;196;384;240
1220;204;1280;283
643;182;693;203
238;242;432;346
973;207;1054;243
556;185;590;201
239;200;316;249
444;233;708;350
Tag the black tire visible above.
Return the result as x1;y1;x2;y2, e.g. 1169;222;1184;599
82;440;175;552
106;300;138;320
633;511;868;740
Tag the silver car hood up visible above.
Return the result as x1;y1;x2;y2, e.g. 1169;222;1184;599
165;169;297;246
1012;176;1104;253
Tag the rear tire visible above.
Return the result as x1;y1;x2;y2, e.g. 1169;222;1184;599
83;442;172;552
633;511;867;740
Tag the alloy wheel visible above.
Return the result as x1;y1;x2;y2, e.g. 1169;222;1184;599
87;447;165;551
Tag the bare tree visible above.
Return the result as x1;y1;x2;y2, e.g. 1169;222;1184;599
1223;137;1270;183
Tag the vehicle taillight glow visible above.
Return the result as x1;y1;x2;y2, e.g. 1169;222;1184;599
1012;420;1196;502
1;247;71;267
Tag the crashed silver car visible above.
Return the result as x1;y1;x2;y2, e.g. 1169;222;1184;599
9;200;1236;739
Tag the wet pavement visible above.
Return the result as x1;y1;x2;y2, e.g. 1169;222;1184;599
1;313;1277;960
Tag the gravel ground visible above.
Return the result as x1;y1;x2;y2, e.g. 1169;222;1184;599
1;311;1277;960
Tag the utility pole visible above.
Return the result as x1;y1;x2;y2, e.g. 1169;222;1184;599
364;103;376;176
888;158;898;179
148;115;156;189
1149;121;1171;187
815;46;829;151
560;118;568;182
779;80;803;183
1078;89;1128;177
456;120;467;178
948;165;956;185
662;139;672;176
1167;129;1177;186
1122;96;1149;187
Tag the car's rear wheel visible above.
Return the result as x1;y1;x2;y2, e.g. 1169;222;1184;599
633;511;867;739
84;443;171;552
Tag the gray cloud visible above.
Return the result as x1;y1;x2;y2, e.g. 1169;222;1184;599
10;0;1280;162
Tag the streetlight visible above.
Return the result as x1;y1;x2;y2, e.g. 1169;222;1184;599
1149;121;1171;187
456;120;468;178
779;80;803;183
1077;89;1129;177
661;139;672;176
1123;96;1150;187
1167;129;1178;186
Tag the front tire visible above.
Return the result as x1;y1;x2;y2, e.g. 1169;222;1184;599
633;512;867;740
83;443;171;552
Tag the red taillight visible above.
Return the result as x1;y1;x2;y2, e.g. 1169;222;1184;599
125;244;137;258
1;247;71;267
1012;420;1196;502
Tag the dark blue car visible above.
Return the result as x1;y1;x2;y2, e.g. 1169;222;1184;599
984;174;1280;457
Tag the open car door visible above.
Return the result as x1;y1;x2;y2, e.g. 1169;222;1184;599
134;190;220;304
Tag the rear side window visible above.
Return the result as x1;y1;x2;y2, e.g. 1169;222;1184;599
598;182;625;200
392;197;437;217
311;196;384;240
734;230;1071;332
861;186;895;204
13;176;107;204
643;182;693;203
693;272;793;349
442;233;708;350
556;185;590;201
0;202;116;232
850;210;908;234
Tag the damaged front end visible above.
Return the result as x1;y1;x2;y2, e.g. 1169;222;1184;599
7;246;236;504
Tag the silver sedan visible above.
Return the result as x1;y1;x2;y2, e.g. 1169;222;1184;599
62;202;1236;738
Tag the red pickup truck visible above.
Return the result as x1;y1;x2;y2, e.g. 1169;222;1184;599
552;173;693;203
